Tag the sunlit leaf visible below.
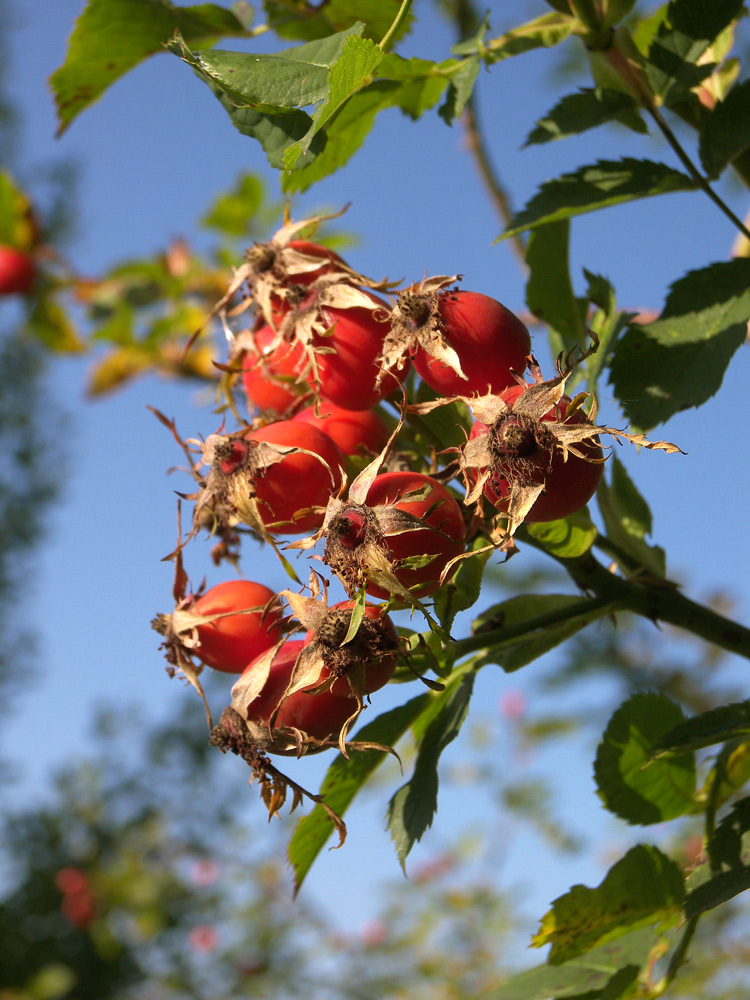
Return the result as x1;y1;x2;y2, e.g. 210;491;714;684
498;159;696;241
51;0;251;134
531;844;684;963
595;693;696;824
525;220;588;351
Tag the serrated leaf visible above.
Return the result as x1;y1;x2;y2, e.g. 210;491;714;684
532;844;684;964
471;593;611;673
50;0;250;135
213;90;324;170
387;668;475;868
498;160;696;241
525;509;598;559
282;80;405;194
263;0;412;44
651;701;750;758
525;89;646;146
667;0;745;46
699;78;750;178
283;35;383;170
525;220;588;351
483;11;576;63
609;258;750;429
288;693;429;893
485;925;658;1000
595;693;695;825
438;55;480;125
596;455;666;577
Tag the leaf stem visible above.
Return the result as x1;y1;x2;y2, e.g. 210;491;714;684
451;594;614;660
521;537;750;661
379;0;413;52
652;915;699;995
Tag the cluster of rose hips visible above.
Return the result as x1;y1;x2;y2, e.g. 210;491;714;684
154;213;671;822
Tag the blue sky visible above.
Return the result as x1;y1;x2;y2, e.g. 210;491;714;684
4;0;750;940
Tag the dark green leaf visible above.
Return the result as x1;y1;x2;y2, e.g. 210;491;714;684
667;0;744;45
283;35;383;170
709;796;750;869
525;89;646;146
595;693;696;824
483;12;576;63
486;926;658;1000
387;669;475;868
531;844;684;963
596;455;666;577
262;0;412;43
525;220;588;351
651;701;750;758
684;866;750;919
498;160;696;241
699;78;750;178
644;29;714;105
608;321;745;430
438;55;480;125
50;0;250;135
471;592;611;673
212;89;324;169
609;258;750;428
288;693;430;893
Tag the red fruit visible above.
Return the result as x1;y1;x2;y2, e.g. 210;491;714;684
302;601;399;696
407;288;530;396
241;324;310;415
192;580;283;673
304;290;409;410
243;420;345;534
242;640;358;741
0;245;35;295
330;472;466;600
55;868;89;895
293;401;390;456
472;385;604;522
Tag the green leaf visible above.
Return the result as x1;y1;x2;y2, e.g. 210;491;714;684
433;534;492;635
525;220;588;352
288;693;430;893
609;258;750;429
486;925;658;1000
684;798;750;918
0;171;36;248
28;298;85;353
532;844;684;963
685;865;750;919
169;25;364;110
378;54;452;118
699;78;750;178
525;509;598;559
651;701;750;758
471;592;611;673
498;159;696;241
200;172;267;237
262;0;413;44
594;693;696;824
283;34;383;170
483;12;576;63
438;55;480;125
387;668;475;868
667;0;745;46
50;0;250;135
596;455;666;577
525;89;646;146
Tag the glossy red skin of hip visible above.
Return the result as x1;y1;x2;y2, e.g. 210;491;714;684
413;290;531;397
242;640;358;740
244;420;345;534
293;400;390;456
361;471;466;599
193;580;282;673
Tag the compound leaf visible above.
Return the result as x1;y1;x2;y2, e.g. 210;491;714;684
525;88;646;145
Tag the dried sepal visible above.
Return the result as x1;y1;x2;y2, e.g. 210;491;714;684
377;274;464;384
209;707;347;844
